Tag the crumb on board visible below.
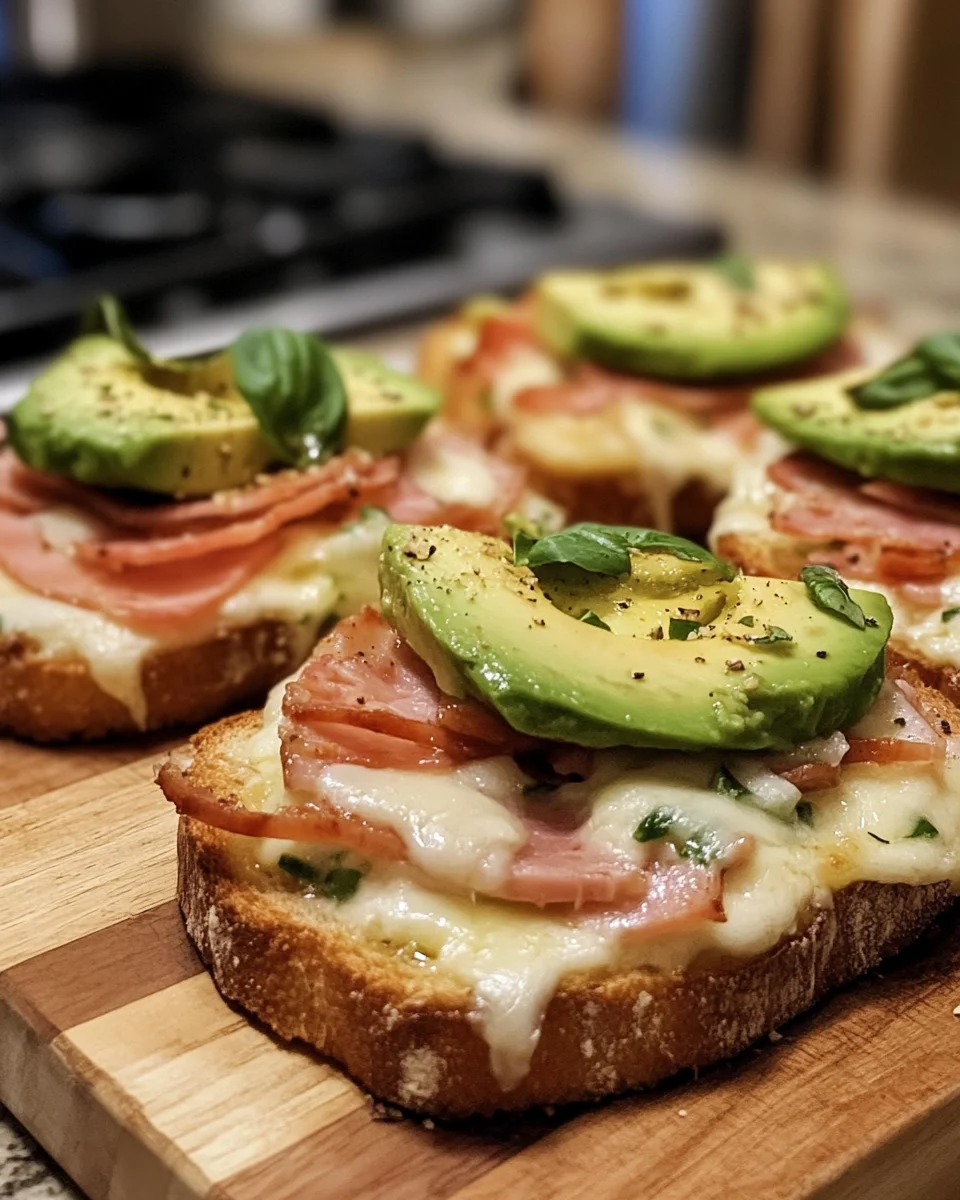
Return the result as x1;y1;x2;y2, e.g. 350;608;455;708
769;1030;783;1043
677;1109;688;1118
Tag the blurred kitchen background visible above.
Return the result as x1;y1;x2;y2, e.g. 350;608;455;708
1;0;959;379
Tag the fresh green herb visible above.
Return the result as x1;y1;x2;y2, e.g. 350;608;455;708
633;806;677;843
518;521;735;581
320;866;363;902
278;854;362;902
81;294;151;362
633;806;725;865
800;564;866;629
676;828;726;867
712;252;755;292
668;617;700;641
907;817;939;839
795;801;814;826
512;527;538;566
277;854;320;885
916;332;960;388
752;624;793;646
579;609;611;631
850;331;960;409
714;767;749;800
942;607;960;624
231;327;347;468
615;527;736;581
738;615;756;627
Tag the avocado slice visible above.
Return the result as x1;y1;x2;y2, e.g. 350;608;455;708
535;260;849;380
332;349;441;457
9;336;441;498
752;368;960;493
8;335;277;497
379;525;890;752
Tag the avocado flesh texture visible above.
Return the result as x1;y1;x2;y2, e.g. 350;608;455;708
9;338;441;498
753;367;960;493
8;336;277;497
535;261;849;381
379;526;891;752
333;349;441;457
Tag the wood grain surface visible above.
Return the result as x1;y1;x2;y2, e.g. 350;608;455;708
1;735;960;1200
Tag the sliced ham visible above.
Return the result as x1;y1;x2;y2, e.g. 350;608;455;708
74;452;398;571
280;607;536;774
769;452;960;582
0;509;283;632
576;863;725;942
512;336;862;422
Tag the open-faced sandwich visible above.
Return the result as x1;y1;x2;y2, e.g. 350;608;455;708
713;331;960;710
419;257;859;536
0;299;534;740
159;520;960;1116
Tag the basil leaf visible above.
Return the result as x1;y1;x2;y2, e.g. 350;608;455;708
277;853;319;885
513;528;538;566
752;624;793;646
738;615;755;627
231;327;347;468
850;353;940;410
676;828;725;867
712;253;755;291
801;564;866;629
320;866;363;902
795;801;814;826
668;617;700;641
943;607;960;624
579;609;611;631
525;522;631;576
907;817;939;839
917;332;960;388
278;854;362;902
81;294;151;362
614;527;736;581
634;806;677;843
714;767;749;799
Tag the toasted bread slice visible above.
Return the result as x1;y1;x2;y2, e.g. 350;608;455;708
418;317;733;538
175;701;958;1118
0;620;309;741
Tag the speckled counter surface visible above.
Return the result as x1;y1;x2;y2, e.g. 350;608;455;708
0;1109;78;1198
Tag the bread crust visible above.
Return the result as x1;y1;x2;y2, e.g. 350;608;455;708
0;621;309;741
717;529;960;714
175;714;957;1117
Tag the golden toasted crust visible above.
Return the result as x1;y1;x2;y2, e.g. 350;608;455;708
175;710;957;1117
718;529;960;714
0;621;308;742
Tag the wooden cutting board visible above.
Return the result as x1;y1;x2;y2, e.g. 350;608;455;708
3;737;960;1200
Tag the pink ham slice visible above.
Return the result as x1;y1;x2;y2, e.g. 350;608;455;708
0;509;284;633
73;452;399;571
768;452;960;581
575;863;725;942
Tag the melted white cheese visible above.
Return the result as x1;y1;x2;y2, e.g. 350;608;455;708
405;436;498;508
236;706;960;1092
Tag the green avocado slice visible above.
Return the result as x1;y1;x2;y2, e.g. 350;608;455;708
7;336;277;497
752;368;960;493
8;335;441;498
333;349;441;457
379;525;890;752
535;259;849;380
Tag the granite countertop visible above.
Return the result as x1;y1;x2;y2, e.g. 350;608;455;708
7;29;960;1200
0;1110;77;1199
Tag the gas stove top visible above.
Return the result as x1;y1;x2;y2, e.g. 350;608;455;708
0;65;722;371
